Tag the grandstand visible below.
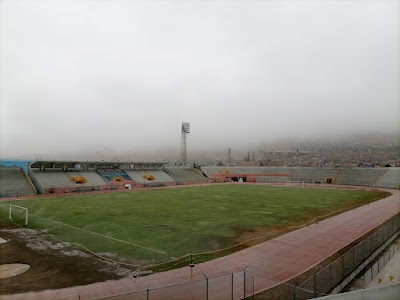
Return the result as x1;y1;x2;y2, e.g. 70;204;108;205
0;167;36;197
30;170;108;194
165;167;209;184
27;161;171;194
291;167;339;183
202;166;290;183
202;166;400;187
0;160;399;197
334;168;387;186
374;168;400;188
124;170;176;187
97;169;132;182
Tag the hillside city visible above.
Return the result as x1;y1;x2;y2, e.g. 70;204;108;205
208;142;400;168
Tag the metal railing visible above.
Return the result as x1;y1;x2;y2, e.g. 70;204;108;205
294;215;400;299
57;269;258;300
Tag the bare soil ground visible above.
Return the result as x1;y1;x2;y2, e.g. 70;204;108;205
0;221;137;295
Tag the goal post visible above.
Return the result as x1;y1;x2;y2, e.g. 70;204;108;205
9;205;28;226
285;181;305;188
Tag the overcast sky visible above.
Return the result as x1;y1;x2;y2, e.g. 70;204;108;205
1;0;399;159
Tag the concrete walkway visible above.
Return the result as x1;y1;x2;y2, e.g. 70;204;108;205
1;188;399;300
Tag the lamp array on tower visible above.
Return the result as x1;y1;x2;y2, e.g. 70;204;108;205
180;122;190;165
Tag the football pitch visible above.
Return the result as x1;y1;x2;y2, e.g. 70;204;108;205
0;185;389;269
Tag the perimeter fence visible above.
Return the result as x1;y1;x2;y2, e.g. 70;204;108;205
252;179;399;189
328;181;399;189
294;215;400;299
55;269;260;300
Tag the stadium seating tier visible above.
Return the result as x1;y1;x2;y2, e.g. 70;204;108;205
0;167;36;197
32;171;107;188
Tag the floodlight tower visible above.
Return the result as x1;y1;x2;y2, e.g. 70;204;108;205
180;122;190;165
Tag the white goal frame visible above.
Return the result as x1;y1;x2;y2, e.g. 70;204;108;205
285;181;305;188
9;205;28;226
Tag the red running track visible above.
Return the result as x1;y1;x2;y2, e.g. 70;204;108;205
1;188;399;300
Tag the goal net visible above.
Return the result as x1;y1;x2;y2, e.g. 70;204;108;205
285;181;305;188
9;205;28;226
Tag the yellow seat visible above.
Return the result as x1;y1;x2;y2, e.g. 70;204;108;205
71;176;87;184
143;174;155;181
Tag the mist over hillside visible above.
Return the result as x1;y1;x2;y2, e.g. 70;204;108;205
7;130;396;163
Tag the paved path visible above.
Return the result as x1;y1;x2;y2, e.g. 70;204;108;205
1;188;399;300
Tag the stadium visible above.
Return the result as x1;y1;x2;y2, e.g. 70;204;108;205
0;161;399;299
1;1;399;298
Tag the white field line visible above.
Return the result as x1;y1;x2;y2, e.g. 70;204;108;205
33;215;165;254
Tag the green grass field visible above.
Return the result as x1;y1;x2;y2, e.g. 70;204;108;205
0;185;389;268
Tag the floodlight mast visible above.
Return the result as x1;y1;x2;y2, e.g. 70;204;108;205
181;122;190;165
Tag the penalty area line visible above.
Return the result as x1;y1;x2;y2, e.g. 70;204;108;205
33;215;165;255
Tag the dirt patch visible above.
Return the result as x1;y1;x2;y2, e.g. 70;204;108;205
236;225;288;246
202;236;231;251
0;221;137;295
234;213;326;248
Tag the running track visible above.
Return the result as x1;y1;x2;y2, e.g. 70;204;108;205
1;187;399;300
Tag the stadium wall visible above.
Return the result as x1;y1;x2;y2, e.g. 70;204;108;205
36;181;139;195
28;168;44;194
138;181;177;188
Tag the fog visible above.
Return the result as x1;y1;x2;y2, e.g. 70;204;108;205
1;0;399;160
